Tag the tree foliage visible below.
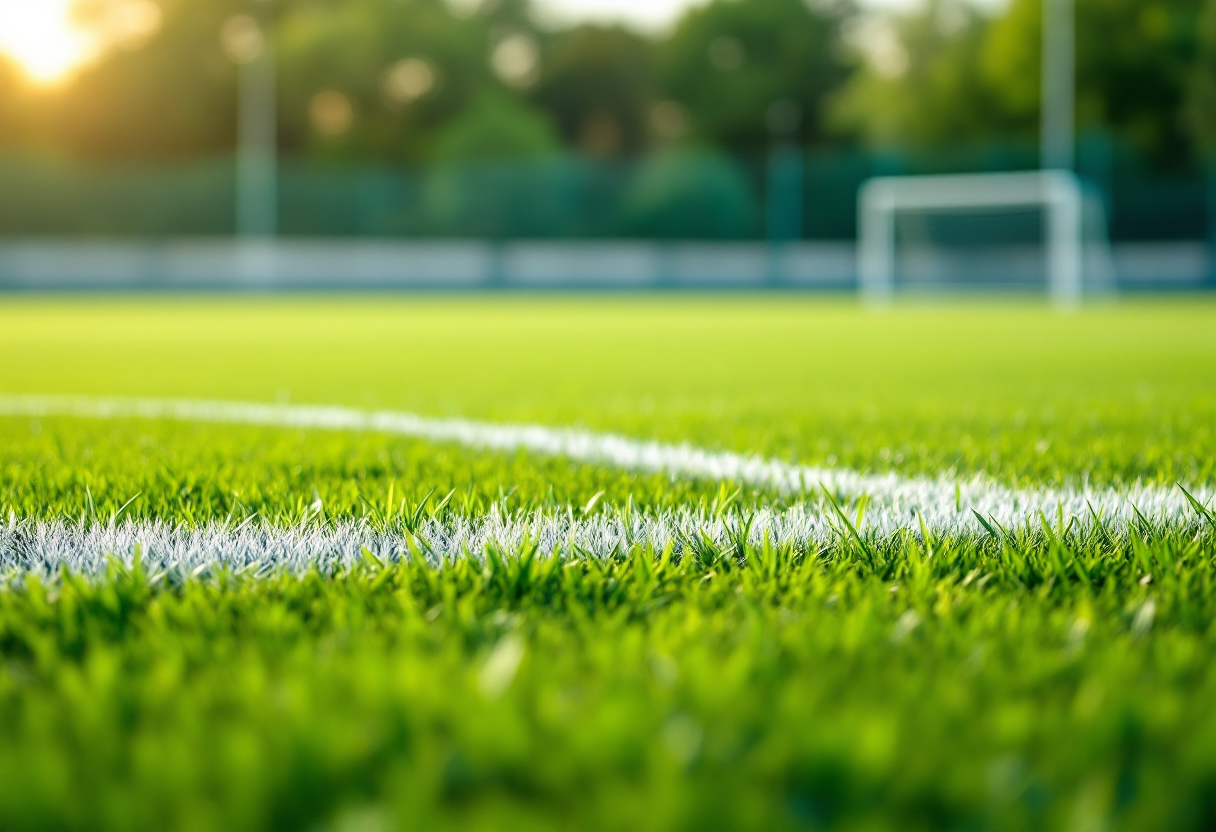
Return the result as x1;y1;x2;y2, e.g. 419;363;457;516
532;25;654;156
835;0;1203;162
830;0;1008;148
1189;0;1216;155
0;0;1214;164
38;0;251;158
656;0;854;149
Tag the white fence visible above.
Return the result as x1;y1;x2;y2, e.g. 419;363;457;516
0;239;1207;292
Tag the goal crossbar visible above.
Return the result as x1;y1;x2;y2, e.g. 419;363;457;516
858;171;1106;307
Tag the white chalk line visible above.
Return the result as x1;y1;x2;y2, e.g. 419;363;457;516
0;508;886;574
0;394;1210;549
0;504;1207;576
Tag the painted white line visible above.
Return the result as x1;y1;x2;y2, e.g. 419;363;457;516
0;502;1205;576
0;394;1210;537
0;510;809;574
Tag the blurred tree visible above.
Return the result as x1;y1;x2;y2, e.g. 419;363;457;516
38;0;254;158
655;0;854;152
276;0;500;162
1188;0;1216;156
993;0;1200;163
21;0;549;163
0;57;28;147
6;0;1208;169
830;1;1009;147
429;91;559;161
475;0;536;32
835;0;1202;164
531;26;653;157
423;92;564;237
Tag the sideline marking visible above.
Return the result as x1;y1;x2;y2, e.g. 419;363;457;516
0;394;1209;533
0;501;1207;574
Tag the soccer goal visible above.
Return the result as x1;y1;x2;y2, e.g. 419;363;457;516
857;171;1114;307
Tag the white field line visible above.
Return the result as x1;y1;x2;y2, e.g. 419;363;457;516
0;504;1205;576
0;394;1211;541
0;509;844;574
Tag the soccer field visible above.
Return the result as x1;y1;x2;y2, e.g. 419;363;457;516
1;297;1215;831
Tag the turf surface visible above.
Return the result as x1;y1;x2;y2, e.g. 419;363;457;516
1;296;1213;485
0;296;1214;831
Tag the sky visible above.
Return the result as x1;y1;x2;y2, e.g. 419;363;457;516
535;0;992;33
534;0;727;32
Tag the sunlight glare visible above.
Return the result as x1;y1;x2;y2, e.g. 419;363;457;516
0;0;95;84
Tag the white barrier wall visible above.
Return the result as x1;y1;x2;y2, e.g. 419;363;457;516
0;239;1206;291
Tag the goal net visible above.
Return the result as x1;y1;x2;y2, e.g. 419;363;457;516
857;171;1114;306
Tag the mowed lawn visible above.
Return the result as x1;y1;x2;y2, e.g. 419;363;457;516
0;296;1214;831
1;295;1213;484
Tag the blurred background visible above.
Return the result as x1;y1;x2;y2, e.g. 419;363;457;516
0;0;1212;293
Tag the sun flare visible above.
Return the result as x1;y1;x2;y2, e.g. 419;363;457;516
0;0;96;84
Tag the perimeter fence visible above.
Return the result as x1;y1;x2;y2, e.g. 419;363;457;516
1;137;1213;291
2;138;1211;244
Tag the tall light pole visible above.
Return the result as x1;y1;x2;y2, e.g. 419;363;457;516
765;99;804;285
1041;0;1074;171
221;5;276;280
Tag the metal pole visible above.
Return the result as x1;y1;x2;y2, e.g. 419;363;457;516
1208;162;1216;288
1041;0;1075;171
766;143;804;286
222;4;277;283
237;41;276;238
766;144;803;244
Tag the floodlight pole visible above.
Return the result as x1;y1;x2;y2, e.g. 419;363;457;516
1041;0;1075;171
234;3;276;283
766;143;804;285
1040;0;1082;307
237;40;277;239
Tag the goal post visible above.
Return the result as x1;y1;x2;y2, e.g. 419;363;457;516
857;170;1113;307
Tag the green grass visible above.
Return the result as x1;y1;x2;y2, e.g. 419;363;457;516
0;296;1214;831
0;416;759;524
1;296;1213;485
3;528;1216;832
